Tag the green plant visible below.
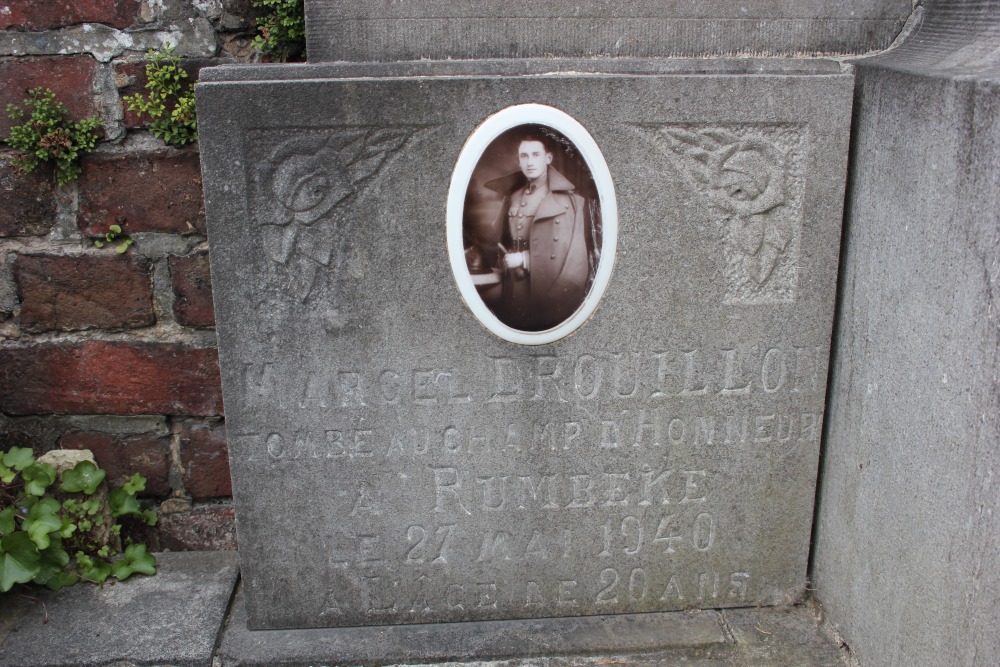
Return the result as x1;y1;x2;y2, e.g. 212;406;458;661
251;0;306;62
4;88;102;186
0;447;157;592
92;223;134;254
123;44;198;147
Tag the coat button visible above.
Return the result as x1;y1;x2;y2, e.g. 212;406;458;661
553;237;559;241
550;254;556;259
564;204;569;209
555;220;560;225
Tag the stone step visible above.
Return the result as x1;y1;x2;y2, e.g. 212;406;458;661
0;552;849;667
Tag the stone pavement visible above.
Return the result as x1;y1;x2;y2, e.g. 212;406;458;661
0;552;850;667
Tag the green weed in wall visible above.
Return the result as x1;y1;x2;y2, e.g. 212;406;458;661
123;44;198;147
252;0;306;62
5;88;101;186
0;447;157;592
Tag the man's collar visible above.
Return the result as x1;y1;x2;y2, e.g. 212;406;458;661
485;166;576;195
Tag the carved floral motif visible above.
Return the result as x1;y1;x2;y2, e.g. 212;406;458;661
639;125;804;304
250;127;431;303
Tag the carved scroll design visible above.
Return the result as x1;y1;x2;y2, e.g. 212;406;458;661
638;125;804;304
249;127;433;304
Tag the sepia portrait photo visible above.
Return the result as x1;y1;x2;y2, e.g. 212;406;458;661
448;105;617;344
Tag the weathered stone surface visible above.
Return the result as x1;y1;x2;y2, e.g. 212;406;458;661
36;447;96;474
811;3;1000;666
0;341;223;416
180;419;232;498
218;596;851;666
0;551;239;667
0;18;218;62
306;0;911;62
61;430;172;496
217;587;730;666
169;249;216;327
14;253;155;333
0;157;55;237
0;56;99;137
198;59;853;629
78;152;206;236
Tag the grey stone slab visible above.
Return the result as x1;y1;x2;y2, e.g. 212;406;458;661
812;2;1000;667
197;59;853;629
722;607;846;667
199;58;844;83
0;551;239;667
305;0;912;62
217;585;733;666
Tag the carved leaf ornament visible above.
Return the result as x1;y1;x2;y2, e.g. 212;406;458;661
252;128;425;302
642;126;802;303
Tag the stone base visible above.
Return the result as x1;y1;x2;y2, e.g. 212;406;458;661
217;587;847;667
0;551;847;666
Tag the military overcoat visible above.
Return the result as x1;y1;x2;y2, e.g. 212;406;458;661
485;167;591;330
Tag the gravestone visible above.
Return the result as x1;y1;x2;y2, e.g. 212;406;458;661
197;56;853;630
305;0;911;61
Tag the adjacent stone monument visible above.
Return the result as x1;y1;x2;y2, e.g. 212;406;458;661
198;55;853;629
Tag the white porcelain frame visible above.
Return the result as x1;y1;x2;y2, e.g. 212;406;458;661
447;104;618;345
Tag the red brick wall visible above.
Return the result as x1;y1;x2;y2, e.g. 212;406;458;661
1;0;260;551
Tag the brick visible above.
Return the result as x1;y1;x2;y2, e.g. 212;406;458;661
0;341;223;416
158;504;237;550
14;254;155;333
78;152;205;235
0;57;99;138
114;61;147;129
168;251;215;327
60;430;170;496
0;0;141;30
0;158;55;237
179;420;231;498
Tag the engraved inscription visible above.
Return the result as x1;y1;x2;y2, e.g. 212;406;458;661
231;347;818;622
636;124;804;304
239;345;824;412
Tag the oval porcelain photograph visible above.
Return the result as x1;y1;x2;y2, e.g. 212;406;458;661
447;104;618;345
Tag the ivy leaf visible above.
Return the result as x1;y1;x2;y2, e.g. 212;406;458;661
109;224;122;233
24;498;61;549
22;462;57;496
46;571;79;591
94;239;105;248
2;446;34;471
59;517;77;539
61;460;106;495
76;553;111;583
116;242;129;254
142;509;158;526
0;531;41;592
111;544;157;580
109;487;141;517
0;460;15;484
33;538;70;586
122;473;146;495
0;507;15;535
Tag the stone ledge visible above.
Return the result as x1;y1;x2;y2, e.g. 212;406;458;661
0;553;848;667
217;589;847;667
0;551;239;667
